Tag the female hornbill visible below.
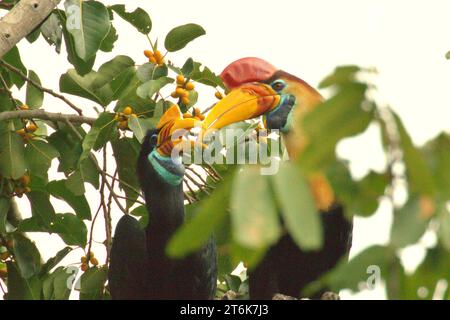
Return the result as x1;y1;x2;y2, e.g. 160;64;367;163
108;105;217;299
200;57;353;299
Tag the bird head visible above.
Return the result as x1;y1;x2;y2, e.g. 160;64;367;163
141;104;202;186
200;57;323;156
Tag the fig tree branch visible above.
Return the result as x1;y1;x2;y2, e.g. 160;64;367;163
0;109;95;125
0;0;61;58
0;59;83;115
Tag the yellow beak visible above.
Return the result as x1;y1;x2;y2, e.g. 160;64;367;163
200;83;281;139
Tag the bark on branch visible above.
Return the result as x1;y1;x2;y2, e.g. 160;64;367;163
0;109;95;125
0;0;61;58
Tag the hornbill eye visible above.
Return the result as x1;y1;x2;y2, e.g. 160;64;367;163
150;133;158;145
270;80;286;92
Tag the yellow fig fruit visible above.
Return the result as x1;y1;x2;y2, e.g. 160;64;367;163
26;123;37;132
123;106;133;115
215;91;223;100
80;263;88;272
185;82;195;91
144;50;154;58
19;104;29;110
91;257;99;266
181;97;190;105
176;74;185;84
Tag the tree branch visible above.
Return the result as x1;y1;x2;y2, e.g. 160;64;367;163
0;59;83;115
0;0;61;58
0;109;95;125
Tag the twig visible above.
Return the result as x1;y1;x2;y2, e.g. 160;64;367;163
103;171;142;198
0;109;95;125
186;166;216;187
0;278;6;295
86;204;102;260
184;171;211;195
0;59;83;115
0;72;18;108
183;178;199;201
102;148;112;263
114;194;146;206
63;118;127;214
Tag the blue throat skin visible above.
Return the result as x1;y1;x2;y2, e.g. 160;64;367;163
265;94;296;132
147;150;185;186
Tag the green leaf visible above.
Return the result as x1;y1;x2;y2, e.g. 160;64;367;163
50;213;88;247
99;23;118;52
25;70;44;109
421;133;450;200
79;266;108;300
41;12;63;53
0;197;10;234
136;63;168;82
128;117;155;143
300;83;373;171
164;23;206;52
181;58;194;76
319;245;393;294
47;180;91;220
437;204;450;251
12;234;42;279
59;69;112;106
58;9;96;75
79;112;116;163
231;166;281;248
2;46;27;89
6;262;42;300
167;171;234;258
130;205;148;228
110;4;152;34
271;162;323;250
191;63;224;88
114;75;156;115
40;247;73;275
43;266;72;300
111;138;140;209
392;112;436;196
27;191;56;228
390;196;430;248
0;122;27;180
319;65;361;89
92;55;136;100
64;0;111;61
136;77;173;99
48;125;83;175
25;140;60;179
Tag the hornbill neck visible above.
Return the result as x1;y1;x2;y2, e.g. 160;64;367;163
137;131;185;235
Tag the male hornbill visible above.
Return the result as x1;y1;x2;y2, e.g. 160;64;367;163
108;105;217;299
200;57;353;299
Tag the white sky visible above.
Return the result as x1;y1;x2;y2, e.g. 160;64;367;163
6;0;450;299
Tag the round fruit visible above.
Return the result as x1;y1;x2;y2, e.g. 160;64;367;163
176;74;185;84
81;256;87;263
185;82;195;91
181;97;190;105
143;50;154;58
80;263;88;272
215;91;223;100
193;107;201;116
183;112;192;118
16;128;26;135
0;252;9;261
149;56;157;64
123;106;133;115
26;123;37;132
19;104;29;110
91;257;99;266
171;91;178;98
175;87;185;96
88;251;95;259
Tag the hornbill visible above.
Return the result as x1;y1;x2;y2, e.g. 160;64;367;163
108;105;217;299
200;57;353;299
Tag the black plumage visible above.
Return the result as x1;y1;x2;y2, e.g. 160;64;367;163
108;129;217;299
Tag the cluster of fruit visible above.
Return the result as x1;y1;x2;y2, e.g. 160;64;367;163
16;120;38;143
183;107;205;121
144;49;165;66
171;74;195;106
114;106;136;131
13;175;31;197
80;251;99;272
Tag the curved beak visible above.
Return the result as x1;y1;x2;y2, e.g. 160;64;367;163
200;83;281;139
